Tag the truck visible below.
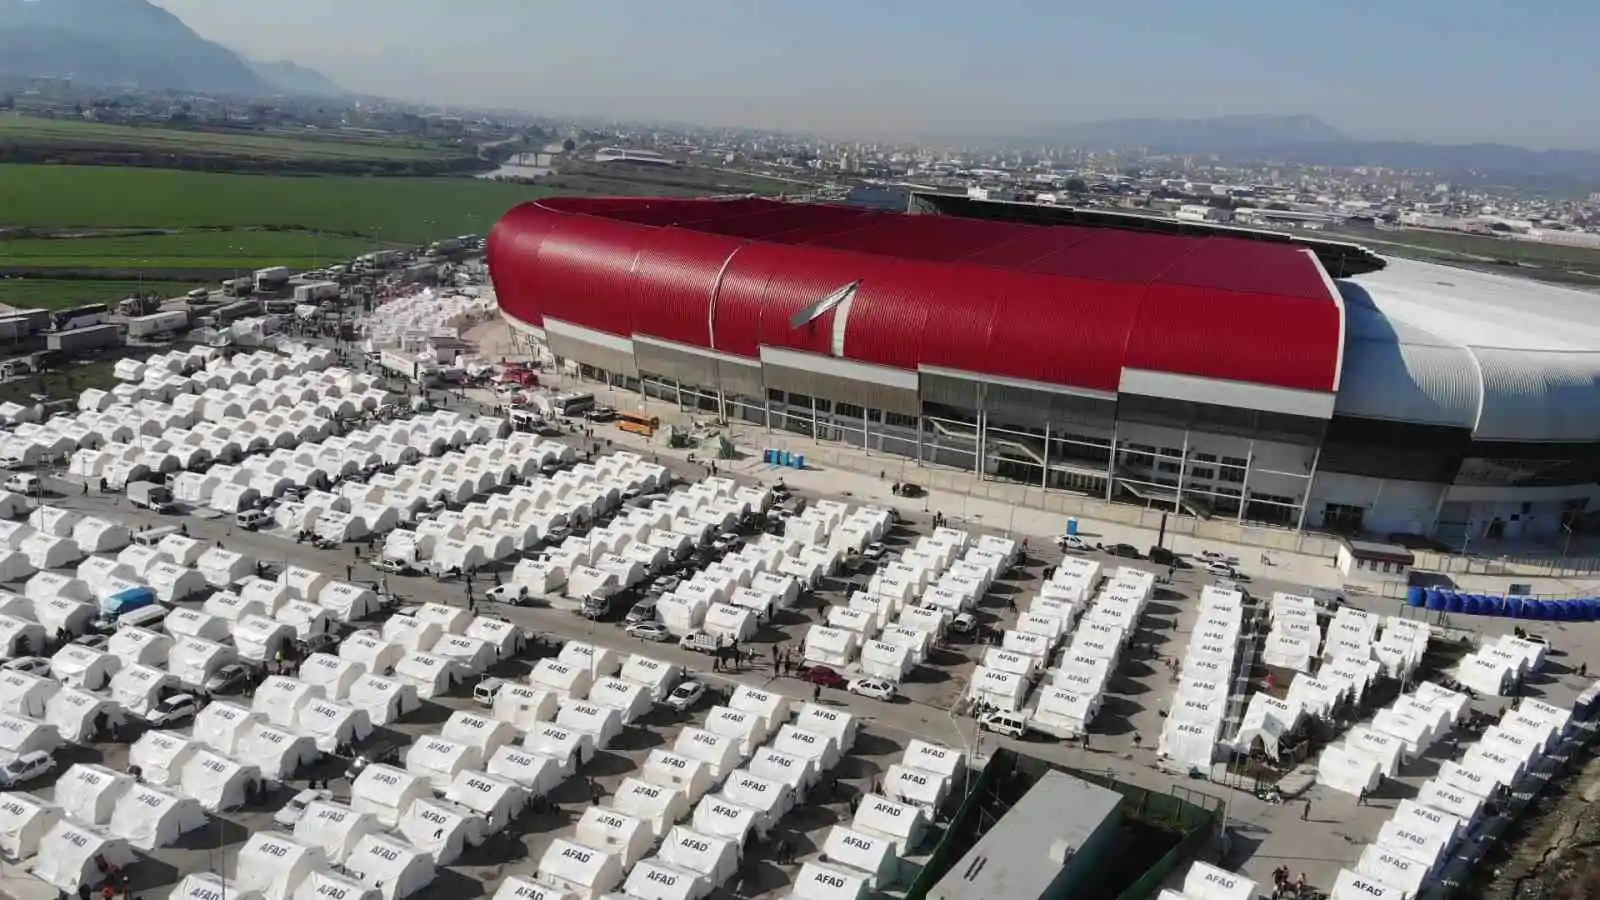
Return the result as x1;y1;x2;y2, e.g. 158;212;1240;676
379;348;438;384
46;323;123;354
127;481;175;512
254;267;292;292
580;595;613;620
125;310;189;340
293;281;341;304
223;278;255;298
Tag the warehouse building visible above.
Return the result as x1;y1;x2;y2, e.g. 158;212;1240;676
488;196;1600;545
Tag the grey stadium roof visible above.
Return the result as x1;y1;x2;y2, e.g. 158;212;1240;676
1334;257;1600;442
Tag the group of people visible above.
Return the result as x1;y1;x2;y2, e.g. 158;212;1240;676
1270;866;1309;898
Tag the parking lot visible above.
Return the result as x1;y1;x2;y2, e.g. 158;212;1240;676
0;333;1593;900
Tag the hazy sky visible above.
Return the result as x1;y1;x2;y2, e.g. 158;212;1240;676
153;0;1600;148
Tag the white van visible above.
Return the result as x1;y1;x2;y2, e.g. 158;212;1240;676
979;709;1030;739
133;525;182;547
236;509;273;530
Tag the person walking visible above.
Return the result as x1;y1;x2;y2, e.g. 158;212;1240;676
1302;800;1312;821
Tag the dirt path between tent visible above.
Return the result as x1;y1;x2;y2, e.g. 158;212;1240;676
1483;755;1600;900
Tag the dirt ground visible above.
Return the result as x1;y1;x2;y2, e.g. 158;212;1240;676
1483;754;1600;900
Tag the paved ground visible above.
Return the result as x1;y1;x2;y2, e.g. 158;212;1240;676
0;344;1596;900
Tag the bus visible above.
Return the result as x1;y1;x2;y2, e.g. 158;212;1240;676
617;412;660;436
552;392;596;417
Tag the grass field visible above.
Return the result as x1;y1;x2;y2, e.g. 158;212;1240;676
0;165;558;240
1331;226;1600;272
0;114;460;161
0;278;204;309
1;231;383;270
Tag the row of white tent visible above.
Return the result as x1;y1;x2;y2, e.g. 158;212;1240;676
363;287;496;347
1316;680;1474;798
1260;592;1324;673
1023;565;1154;738
1156;585;1246;772
1341;693;1576;900
1158;860;1258;900
1456;632;1549;697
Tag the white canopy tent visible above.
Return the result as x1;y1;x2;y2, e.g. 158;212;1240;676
490;875;579;900
341;633;404;675
555;699;625;749
393;651;466;699
771;725;840;773
179;748;261;811
47;686;127;743
350;764;431;827
253;676;326;729
656;826;739;889
445;769;528;835
820;825;898;888
234;832;329;900
0;670;58;718
28;820;136;893
293;799;383;865
493;684;560;731
485;745;566;797
573;806;654;869
674;726;744;781
442;710;520;757
129;730;198;787
537;838;624;900
404;735;483;791
618;654;680;702
643;749;716;803
346;674;420;726
789;862;869;900
850;794;927;856
296;697;373;753
238;721;319;780
56;762;134;825
609;776;692;840
744;752;814;799
0;790;61;860
108;782;207;850
299;653;367;699
168;637;237;689
396;796;477;865
1316;745;1384;798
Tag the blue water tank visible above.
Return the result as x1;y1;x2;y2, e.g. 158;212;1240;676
1426;591;1446;611
1505;597;1524;618
1463;595;1481;615
1407;586;1426;607
1484;595;1504;616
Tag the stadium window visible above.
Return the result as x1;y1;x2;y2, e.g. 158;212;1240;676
767;388;784;403
866;408;883;423
1124;443;1156;468
836;402;865;420
1190;467;1215;480
1220;456;1248;483
884;412;918;429
1157;459;1181;474
814;398;832;414
788;392;814;409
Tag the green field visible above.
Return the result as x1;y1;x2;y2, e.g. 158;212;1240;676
0;114;462;162
0;231;384;270
0;278;205;309
1331;226;1600;272
0;164;556;239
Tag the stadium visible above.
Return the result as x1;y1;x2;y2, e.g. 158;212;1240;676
487;194;1600;546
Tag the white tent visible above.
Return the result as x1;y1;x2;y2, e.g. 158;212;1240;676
73;518;131;554
413;602;473;635
445;769;528;834
621;860;708;900
108;782;207;849
0;790;61;860
56;762;134;824
555;698;625;749
966;666;1028;713
524;722;597;773
317;581;380;622
253;675;326;729
537;837;624;900
165;607;233;643
240;578;291;615
32;596;96;638
239;721;319;780
464;616;524;661
557;641;623;678
619;654;681;702
46;686;126;743
198;548;256;588
794;703;859;754
146;562;209;604
610;776;692;839
405;735;482;791
299;653;366;699
789;862;868;900
704;706;763;759
882;763;949;812
485;745;565;797
0;614;46;660
772;725;840;773
50;644;120;690
656;826;739;888
1355;845;1428;898
0;712;58;759
293;799;383;865
1415;779;1484;824
28;820;136;892
1181;862;1258;900
581;677;651;726
702;603;757;643
108;625;173;667
129;730;199;787
350;764;431;827
442;710;520;757
169;873;266;900
1375;819;1448;873
235;832;328;900
276;600;337;640
393;651;465;699
529;659;592;701
1329;869;1406;900
573;805;654;869
674;726;744;781
803;626;858;668
1316;745;1383;797
297;696;373;754
821;825;898;887
347;674;420;726
492;684;560;731
196;703;266;757
691;795;759;849
727;685;790;742
232;615;297;665
490;874;580;900
397;796;477;865
180;748;261;811
748;747;817;797
850;794;927;855
341;633;404;675
432;633;498;675
644;749;716;803
168;636;237;688
0;670;58;718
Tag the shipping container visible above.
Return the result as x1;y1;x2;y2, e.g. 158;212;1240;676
126;310;190;339
254;267;292;292
46;323;123;353
224;279;254;298
293;281;341;304
215;300;262;323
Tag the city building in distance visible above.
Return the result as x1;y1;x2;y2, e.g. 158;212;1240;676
488;195;1600;545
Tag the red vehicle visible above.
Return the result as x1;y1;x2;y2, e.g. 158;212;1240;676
801;665;848;688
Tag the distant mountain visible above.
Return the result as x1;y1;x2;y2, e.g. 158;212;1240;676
247;58;345;97
1045;114;1350;154
0;0;271;94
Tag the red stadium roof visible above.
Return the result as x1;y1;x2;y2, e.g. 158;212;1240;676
488;197;1344;395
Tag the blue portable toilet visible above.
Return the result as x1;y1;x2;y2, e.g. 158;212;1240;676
1407;586;1425;607
795;454;805;470
763;449;774;464
782;452;793;467
1067;518;1079;537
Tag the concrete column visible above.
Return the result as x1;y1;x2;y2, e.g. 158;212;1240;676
1041;421;1051;489
1236;440;1257;525
1104;423;1119;502
1295;445;1323;533
1173;429;1191;515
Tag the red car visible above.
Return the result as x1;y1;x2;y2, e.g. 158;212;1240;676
801;665;848;688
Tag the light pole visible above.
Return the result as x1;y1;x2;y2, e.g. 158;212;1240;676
947;675;979;800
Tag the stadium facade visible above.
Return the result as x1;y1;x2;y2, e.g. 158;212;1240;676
487;195;1600;545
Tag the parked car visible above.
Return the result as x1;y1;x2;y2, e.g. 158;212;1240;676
1057;535;1089;552
274;788;332;828
0;751;55;787
2;657;51;676
474;678;505;708
664;680;706;712
235;509;274;530
147;694;202;727
1204;561;1237;578
679;632;721;654
625;622;671;643
72;634;111;652
296;633;341;656
486;583;530;604
848;678;898;702
1;474;38;494
625;599;659;626
1198;550;1238;565
801;665;848;689
1109;543;1142;559
344;737;407;780
204;663;255;696
979;709;1030;739
949;612;978;635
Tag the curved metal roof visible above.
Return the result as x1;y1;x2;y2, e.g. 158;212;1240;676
488;197;1344;397
1338;258;1600;442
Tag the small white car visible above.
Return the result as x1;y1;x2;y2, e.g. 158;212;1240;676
474;677;505;708
2;657;51;676
1199;550;1238;564
626;621;671;642
664;680;706;712
273;788;333;828
0;750;55;787
147;694;201;727
486;583;529;604
73;634;111;652
1;474;37;494
979;709;1030;739
1204;561;1236;578
1057;535;1090;552
848;678;898;702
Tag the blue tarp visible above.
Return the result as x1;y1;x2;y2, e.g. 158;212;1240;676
102;586;156;616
